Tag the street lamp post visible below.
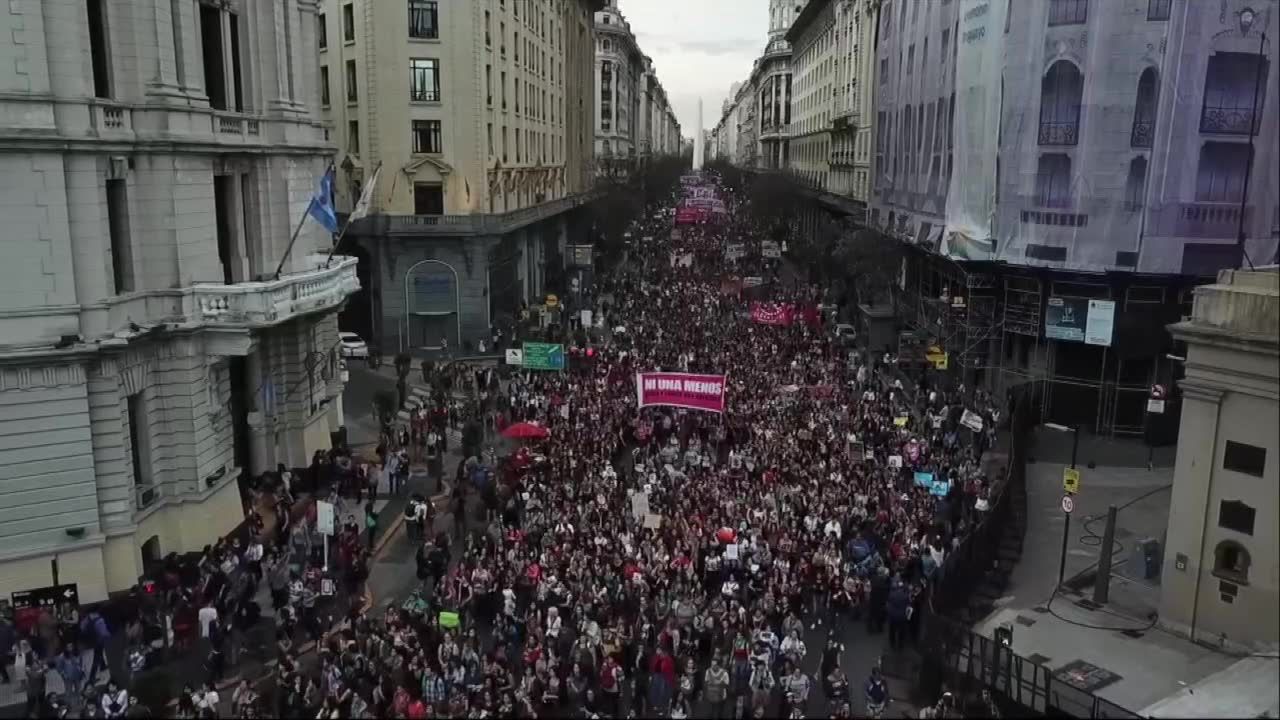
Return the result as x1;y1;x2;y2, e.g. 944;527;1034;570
1046;422;1080;588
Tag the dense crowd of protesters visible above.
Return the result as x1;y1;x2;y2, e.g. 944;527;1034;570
2;180;1002;719
257;185;1001;719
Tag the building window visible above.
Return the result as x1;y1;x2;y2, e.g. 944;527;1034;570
1039;60;1083;145
1213;540;1250;584
1132;67;1159;148
409;0;438;39
410;58;441;101
127;393;153;500
1195;142;1251;203
1147;0;1172;21
1218;500;1256;536
412;119;443;154
342;3;355;41
320;66;330;105
485;10;491;45
318;12;327;49
1124;156;1147;211
1223;440;1267;477
501;71;507;109
1048;0;1088;26
106;178;133;294
1035;154;1073;208
413;183;444;215
348;120;360;154
1200;53;1269;136
87;0;113;98
199;4;227;109
345;59;358;102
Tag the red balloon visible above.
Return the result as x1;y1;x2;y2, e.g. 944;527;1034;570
716;527;736;543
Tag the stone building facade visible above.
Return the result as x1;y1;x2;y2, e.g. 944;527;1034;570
0;0;354;601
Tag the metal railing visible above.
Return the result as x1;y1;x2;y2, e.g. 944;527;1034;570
1038;120;1080;146
1130;119;1154;148
1199;104;1258;135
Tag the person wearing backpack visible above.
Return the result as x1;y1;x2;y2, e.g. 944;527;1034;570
598;654;622;717
78;609;111;683
405;500;421;542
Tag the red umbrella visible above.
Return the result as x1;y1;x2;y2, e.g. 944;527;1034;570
502;421;550;440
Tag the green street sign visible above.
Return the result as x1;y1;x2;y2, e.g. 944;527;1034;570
522;342;565;371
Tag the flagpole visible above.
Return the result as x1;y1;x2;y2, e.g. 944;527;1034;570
274;160;336;280
326;162;383;268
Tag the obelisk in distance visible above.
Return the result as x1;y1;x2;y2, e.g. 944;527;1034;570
693;98;704;170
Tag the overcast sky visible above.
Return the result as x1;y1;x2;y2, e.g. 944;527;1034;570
617;0;769;138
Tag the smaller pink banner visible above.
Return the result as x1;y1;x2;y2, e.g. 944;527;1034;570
636;372;727;413
750;302;795;326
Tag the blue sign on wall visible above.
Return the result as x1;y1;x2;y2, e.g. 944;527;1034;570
409;266;457;314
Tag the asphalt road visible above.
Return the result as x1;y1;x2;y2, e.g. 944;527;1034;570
342;364;395;448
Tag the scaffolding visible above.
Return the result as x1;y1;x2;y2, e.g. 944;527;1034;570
895;249;1002;389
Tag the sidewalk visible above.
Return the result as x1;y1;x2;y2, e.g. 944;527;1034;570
0;467;426;718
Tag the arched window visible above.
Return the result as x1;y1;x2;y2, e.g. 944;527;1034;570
1124;156;1147;211
1039;60;1083;146
1035;153;1073;208
1132;68;1159;148
1213;540;1251;584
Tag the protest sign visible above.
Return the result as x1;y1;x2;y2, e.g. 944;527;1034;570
636;371;727;413
960;409;984;432
750;302;794;326
913;471;934;488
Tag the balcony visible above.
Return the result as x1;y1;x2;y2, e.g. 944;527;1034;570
1148;202;1253;239
182;254;360;330
1199;105;1259;135
1038;121;1079;146
1130;120;1154;148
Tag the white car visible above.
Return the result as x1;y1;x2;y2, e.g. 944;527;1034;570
339;332;369;358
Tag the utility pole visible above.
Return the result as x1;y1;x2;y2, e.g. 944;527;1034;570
1049;423;1081;588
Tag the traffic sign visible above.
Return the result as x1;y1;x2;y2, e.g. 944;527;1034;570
1146;398;1165;414
1061;495;1074;514
522;342;566;371
1063;467;1081;494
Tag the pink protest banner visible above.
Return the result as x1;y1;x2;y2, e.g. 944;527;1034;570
750;302;795;326
636;372;727;413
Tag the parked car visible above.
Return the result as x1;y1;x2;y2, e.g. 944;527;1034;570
832;323;858;348
339;332;369;358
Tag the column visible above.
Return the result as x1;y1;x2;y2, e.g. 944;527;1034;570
179;0;206;98
263;0;292;112
147;0;186;98
1157;381;1223;640
246;346;273;477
